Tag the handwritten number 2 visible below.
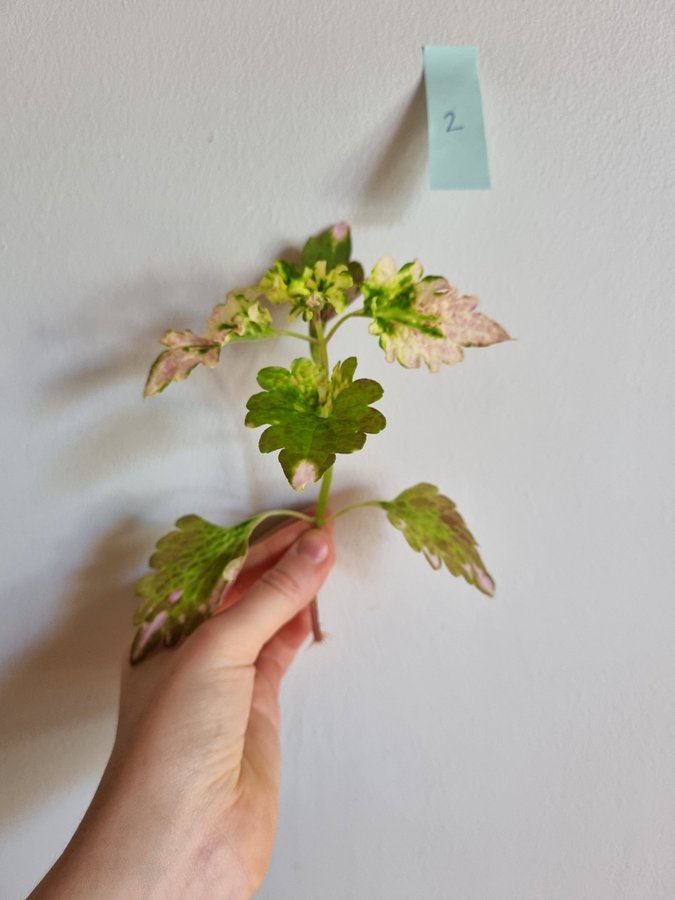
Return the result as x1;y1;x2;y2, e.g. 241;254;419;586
444;111;464;133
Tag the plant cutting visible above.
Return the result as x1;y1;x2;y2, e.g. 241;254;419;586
131;222;510;664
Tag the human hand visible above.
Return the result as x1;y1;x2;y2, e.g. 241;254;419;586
30;518;335;900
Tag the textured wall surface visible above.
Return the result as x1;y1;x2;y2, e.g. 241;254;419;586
2;1;674;897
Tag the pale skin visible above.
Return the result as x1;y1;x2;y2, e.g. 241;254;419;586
30;518;335;900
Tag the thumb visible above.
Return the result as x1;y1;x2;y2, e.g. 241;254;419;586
204;528;334;666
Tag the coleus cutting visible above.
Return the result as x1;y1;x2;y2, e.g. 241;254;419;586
131;223;510;664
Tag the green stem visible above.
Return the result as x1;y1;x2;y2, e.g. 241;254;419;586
314;466;333;527
329;499;382;521
307;317;332;643
256;508;315;525
324;308;366;344
273;328;318;344
312;318;330;370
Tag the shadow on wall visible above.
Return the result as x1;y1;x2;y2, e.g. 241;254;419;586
0;253;343;831
0;267;289;832
40;267;299;507
333;77;428;227
0;518;152;833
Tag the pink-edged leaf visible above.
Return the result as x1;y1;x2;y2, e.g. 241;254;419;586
301;221;352;269
205;289;275;343
143;330;221;397
245;356;385;491
376;278;510;372
131;513;263;664
380;483;495;596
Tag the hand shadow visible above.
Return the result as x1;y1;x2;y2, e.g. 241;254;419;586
0;492;372;834
0;266;275;833
1;254;347;833
0;517;152;834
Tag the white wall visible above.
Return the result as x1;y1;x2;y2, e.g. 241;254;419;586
2;1;674;897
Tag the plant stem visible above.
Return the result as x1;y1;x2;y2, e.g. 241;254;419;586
312;318;330;370
256;508;315;524
329;499;382;520
307;317;333;643
273;328;318;344
308;467;333;644
309;600;324;646
324;308;366;343
314;466;333;527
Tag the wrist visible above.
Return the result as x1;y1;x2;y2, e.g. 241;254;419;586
29;769;252;900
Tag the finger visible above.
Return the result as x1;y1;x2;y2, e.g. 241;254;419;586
244;517;310;570
217;516;333;613
204;529;334;666
243;507;330;570
256;603;313;691
241;606;313;784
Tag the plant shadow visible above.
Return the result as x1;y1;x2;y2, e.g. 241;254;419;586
41;265;309;503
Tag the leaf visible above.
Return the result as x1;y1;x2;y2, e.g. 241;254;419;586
301;221;352;269
257;259;303;305
205;288;275;343
347;259;364;287
258;258;354;322
362;256;510;372
380;483;495;596
378;281;511;372
144;291;275;397
130;514;262;664
245;356;386;490
362;256;444;331
144;330;222;397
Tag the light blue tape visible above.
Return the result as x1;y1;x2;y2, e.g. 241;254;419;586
423;45;491;190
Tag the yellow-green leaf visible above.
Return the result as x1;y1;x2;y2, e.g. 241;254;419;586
380;483;495;595
245;357;386;490
131;514;262;663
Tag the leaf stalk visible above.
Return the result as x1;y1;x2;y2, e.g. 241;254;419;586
324;308;366;343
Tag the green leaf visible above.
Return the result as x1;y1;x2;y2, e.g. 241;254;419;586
380;483;495;596
301;221;352;269
130;514;262;664
256;259;303;305
245;356;386;490
347;259;364;286
144;330;222;397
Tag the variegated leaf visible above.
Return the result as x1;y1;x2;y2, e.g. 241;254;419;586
258;259;354;321
380;483;495;596
377;279;510;372
362;256;510;372
144;330;222;397
205;288;275;343
131;514;262;663
245;357;385;490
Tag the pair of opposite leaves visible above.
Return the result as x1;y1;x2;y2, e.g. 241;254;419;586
131;222;510;663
